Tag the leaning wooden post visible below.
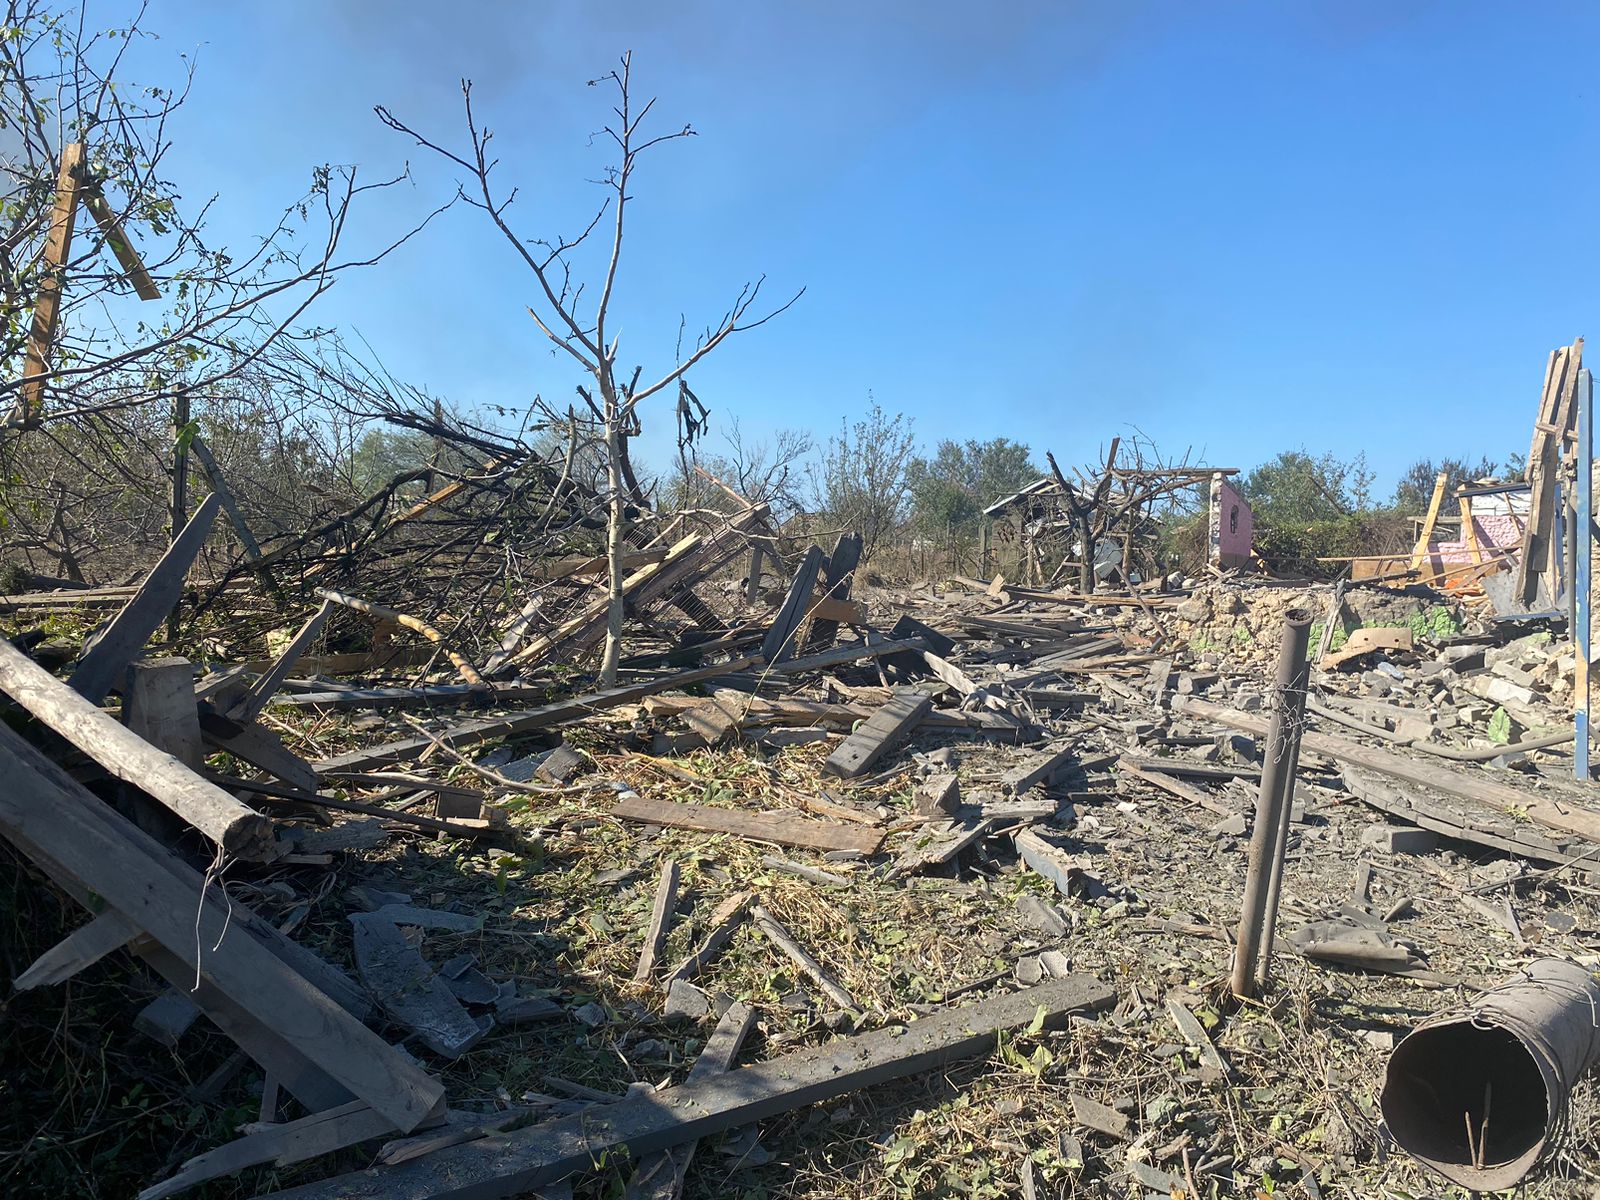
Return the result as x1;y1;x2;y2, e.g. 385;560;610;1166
1231;607;1312;1000
166;391;190;643
1576;367;1593;781
14;142;85;427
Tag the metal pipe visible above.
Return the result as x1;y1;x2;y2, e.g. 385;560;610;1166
1575;367;1592;781
1381;958;1600;1191
1254;666;1309;991
1230;607;1312;1000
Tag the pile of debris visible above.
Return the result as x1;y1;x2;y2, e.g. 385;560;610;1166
5;469;1600;1198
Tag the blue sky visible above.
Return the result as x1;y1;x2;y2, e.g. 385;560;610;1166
123;1;1598;495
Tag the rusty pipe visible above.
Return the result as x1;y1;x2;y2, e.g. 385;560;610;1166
1381;958;1600;1191
1231;607;1312;1000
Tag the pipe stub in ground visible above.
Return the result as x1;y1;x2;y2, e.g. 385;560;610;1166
1379;958;1600;1191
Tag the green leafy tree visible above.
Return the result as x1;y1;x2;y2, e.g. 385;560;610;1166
814;401;915;561
1239;449;1374;523
906;437;1039;535
1392;456;1500;512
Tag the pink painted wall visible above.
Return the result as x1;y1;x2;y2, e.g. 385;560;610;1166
1211;476;1254;568
1429;513;1524;565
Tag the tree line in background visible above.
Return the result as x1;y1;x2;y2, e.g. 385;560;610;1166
0;0;1533;599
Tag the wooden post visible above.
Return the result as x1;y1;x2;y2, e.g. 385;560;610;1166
14;143;85;427
167;391;191;642
1409;470;1449;580
1460;493;1483;566
1576;368;1592;781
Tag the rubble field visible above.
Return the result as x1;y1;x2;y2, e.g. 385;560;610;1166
5;560;1600;1200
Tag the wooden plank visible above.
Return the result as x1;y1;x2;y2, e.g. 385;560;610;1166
68;493;221;702
350;914;486;1059
1459;495;1483;567
123;658;203;769
0;724;444;1130
545;548;669;579
1116;758;1235;818
1320;625;1412;670
623;1002;756;1200
822;686;934;779
886;817;992;879
201;715;320;795
1014;829;1094;898
13;143;84;427
1340;766;1591;868
273;682;547;711
1002;742;1075;795
611;793;882;855
0;638;276;859
14;909;141;991
750;904;856;1009
1409;471;1449;570
232;600;336;724
807;595;866;625
313;655;761;775
1519;342;1582;605
762;544;825;663
663;892;754;986
137;1100;410;1200
633;861;681;984
804;532;863;651
82;189;161;300
257;977;1116;1200
1175;695;1600;844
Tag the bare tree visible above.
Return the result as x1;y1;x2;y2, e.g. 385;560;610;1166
379;53;801;685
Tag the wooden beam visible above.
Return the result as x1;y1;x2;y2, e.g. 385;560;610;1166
137;1100;412;1200
622;1002;755;1200
750;904;856;1009
804;532;863;652
313;655;761;776
188;435;286;604
14;909;141;991
1409;470;1449;571
761;544;825;664
231;600;336;724
81;189;160;300
68;492;221;703
316;589;486;689
1175;695;1600;844
255;977;1116;1200
13;142;85;427
0;638;276;859
200;715;320;796
0;724;443;1131
1459;494;1483;567
822;686;934;779
1001;742;1075;795
611;793;883;855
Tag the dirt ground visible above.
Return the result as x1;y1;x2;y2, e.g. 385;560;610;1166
5;577;1600;1200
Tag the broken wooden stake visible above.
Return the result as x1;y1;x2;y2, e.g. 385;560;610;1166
633;861;682;984
750;903;857;1010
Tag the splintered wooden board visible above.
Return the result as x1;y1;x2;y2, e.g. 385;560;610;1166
255;976;1116;1200
822;687;934;779
611;794;882;855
